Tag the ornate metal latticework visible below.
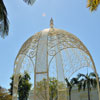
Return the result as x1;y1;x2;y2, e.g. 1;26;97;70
13;19;100;100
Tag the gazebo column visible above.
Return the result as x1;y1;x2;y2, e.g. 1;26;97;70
12;55;24;100
12;73;19;100
34;29;49;100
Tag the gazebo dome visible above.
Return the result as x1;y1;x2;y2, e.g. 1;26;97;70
13;19;100;100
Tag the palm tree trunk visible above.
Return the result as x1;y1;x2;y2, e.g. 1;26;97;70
87;82;90;100
69;89;71;100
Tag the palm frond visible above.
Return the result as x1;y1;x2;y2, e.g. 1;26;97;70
77;73;88;80
70;78;78;85
83;80;87;91
77;78;84;91
65;78;71;88
89;72;96;78
92;79;97;88
87;0;100;11
0;0;9;38
78;82;82;91
90;79;94;87
23;0;36;5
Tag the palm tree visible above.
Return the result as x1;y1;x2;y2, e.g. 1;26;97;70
65;78;78;100
0;0;35;38
0;0;9;38
23;0;36;5
77;72;97;100
87;0;100;11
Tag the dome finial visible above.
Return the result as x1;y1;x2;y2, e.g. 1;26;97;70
50;18;54;28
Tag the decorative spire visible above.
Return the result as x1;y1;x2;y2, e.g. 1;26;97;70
50;18;54;28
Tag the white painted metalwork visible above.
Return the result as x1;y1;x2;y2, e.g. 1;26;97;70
12;19;100;100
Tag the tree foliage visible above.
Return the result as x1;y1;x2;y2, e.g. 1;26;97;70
65;78;78;100
35;78;58;100
0;86;12;100
87;0;100;11
0;0;33;38
9;71;32;100
77;72;97;91
49;78;58;100
35;77;66;100
0;0;9;38
23;0;36;5
77;72;97;100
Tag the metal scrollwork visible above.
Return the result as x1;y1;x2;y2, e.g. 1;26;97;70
13;27;100;100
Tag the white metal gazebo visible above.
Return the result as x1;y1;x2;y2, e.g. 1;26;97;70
12;19;100;100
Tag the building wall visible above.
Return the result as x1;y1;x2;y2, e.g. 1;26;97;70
28;87;99;100
71;87;98;100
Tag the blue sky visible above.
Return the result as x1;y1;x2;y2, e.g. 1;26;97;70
0;0;100;89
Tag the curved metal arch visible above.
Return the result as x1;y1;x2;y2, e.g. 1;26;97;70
67;66;89;79
14;53;35;69
15;32;41;61
13;27;100;100
49;47;90;68
48;29;89;56
48;45;100;100
13;54;35;100
48;47;93;77
88;53;100;100
13;30;43;100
